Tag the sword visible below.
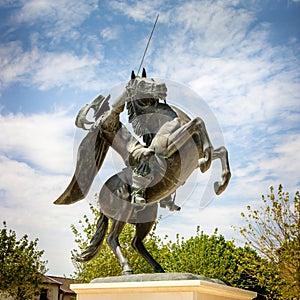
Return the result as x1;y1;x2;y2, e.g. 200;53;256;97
137;14;159;76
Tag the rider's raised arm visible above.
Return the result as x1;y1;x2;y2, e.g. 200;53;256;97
111;89;128;114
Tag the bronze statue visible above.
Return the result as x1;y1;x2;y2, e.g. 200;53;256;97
54;69;231;275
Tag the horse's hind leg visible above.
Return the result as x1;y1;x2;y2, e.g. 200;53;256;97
106;219;133;275
131;222;165;273
212;146;231;195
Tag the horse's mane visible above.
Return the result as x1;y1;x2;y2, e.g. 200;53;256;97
126;100;178;146
126;100;150;137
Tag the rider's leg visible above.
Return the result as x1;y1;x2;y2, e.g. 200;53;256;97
130;148;181;210
131;173;153;205
130;148;154;205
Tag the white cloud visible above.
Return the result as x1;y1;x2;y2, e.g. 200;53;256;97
100;27;120;41
258;132;300;178
14;0;98;40
15;0;58;23
0;42;104;91
0;111;74;173
109;0;162;23
0;0;20;7
0;41;37;87
33;52;101;90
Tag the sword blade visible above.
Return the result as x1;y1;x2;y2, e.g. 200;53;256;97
137;14;159;76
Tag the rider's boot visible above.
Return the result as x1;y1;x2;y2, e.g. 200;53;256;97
130;148;155;205
131;171;153;205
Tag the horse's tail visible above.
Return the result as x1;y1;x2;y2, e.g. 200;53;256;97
74;212;108;262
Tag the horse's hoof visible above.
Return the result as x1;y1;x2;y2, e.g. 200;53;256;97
171;204;181;211
199;158;210;173
154;268;165;273
122;265;133;275
214;181;223;195
214;179;229;195
122;270;133;275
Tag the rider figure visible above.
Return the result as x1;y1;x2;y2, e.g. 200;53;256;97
93;69;180;211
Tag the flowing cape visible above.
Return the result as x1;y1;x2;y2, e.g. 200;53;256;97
54;129;110;205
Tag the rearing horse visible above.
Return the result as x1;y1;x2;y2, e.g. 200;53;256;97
54;70;231;275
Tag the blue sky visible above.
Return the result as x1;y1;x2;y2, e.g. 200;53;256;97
0;0;299;276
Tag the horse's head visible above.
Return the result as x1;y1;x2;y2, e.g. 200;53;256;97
125;69;168;138
126;68;167;105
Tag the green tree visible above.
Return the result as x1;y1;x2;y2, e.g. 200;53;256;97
158;227;272;295
238;185;300;299
0;222;48;300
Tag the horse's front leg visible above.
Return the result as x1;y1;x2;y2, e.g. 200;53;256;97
152;117;213;173
131;222;165;273
212;146;231;195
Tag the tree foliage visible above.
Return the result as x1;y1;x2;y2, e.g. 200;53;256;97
0;222;48;300
238;185;300;299
71;203;266;295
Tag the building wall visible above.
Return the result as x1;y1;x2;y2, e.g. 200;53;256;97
0;294;13;300
0;278;75;300
35;284;60;300
59;294;76;300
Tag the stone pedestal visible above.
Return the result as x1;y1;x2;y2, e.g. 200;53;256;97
71;273;256;300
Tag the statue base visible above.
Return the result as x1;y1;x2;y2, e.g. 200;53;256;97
70;273;256;300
